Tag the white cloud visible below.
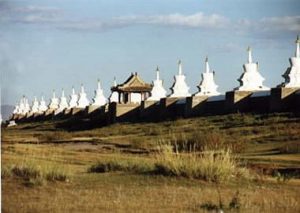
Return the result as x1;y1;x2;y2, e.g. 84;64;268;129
115;13;230;29
14;5;62;14
1;3;299;35
0;4;63;24
260;16;300;32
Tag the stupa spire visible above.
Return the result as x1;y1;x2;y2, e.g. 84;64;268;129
97;79;101;90
31;96;39;113
13;101;19;114
24;98;30;114
109;77;119;103
156;66;160;80
247;46;252;63
62;89;65;97
38;95;48;113
113;77;117;87
205;56;210;73
18;96;25;115
92;79;106;106
178;60;183;75
69;86;78;108
56;88;69;113
80;84;85;93
77;83;89;108
49;90;59;110
296;35;300;58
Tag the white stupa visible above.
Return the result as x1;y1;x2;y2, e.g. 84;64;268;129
77;84;90;108
24;98;30;114
236;47;269;91
92;79;107;106
38;96;48;113
30;97;39;113
109;77;119;103
13;102;19;115
49;90;59;110
17;97;26;115
170;60;191;98
57;89;69;113
195;57;220;97
147;66;167;101
69;87;79;109
282;35;300;88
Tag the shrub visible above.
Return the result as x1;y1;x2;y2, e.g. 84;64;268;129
88;161;124;173
157;130;245;154
154;146;249;183
279;143;300;154
46;169;69;182
200;202;219;211
229;191;241;209
6;161;70;185
1;166;12;178
88;159;153;174
12;164;41;180
37;131;72;142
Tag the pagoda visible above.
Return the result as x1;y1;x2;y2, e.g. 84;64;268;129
69;87;79;109
49;90;59;110
147;66;167;101
281;35;300;88
170;60;191;97
24;98;30;114
18;97;26;115
12;102;19;115
57;89;69;113
109;77;119;103
111;73;152;104
30;97;39;113
236;47;269;91
195;57;220;96
38;96;48;113
77;84;90;108
92;80;107;106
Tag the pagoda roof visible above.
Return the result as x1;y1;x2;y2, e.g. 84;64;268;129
112;72;152;92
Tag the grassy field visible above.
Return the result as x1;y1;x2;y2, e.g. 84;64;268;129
2;112;300;212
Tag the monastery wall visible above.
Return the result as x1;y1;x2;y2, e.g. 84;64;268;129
12;87;300;125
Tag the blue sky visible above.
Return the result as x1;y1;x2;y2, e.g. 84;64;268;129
1;0;300;105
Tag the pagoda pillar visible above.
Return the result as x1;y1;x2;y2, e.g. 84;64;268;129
128;92;131;103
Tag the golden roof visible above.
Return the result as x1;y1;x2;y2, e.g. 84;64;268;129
112;73;152;92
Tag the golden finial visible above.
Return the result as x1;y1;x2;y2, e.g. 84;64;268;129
205;56;208;62
247;46;251;52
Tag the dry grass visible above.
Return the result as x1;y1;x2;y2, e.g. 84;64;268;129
87;145;250;183
88;158;154;174
2;112;300;212
2;173;300;213
6;160;70;186
154;146;250;182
